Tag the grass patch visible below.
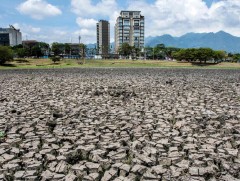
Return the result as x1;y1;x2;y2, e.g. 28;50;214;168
0;58;239;69
0;131;5;138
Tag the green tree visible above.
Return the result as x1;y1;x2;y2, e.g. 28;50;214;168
0;46;13;65
64;43;71;54
145;46;154;59
31;45;43;58
172;49;187;61
39;42;49;49
39;42;50;56
154;44;166;59
52;42;63;56
232;53;240;63
79;43;87;58
118;43;132;57
165;47;181;59
50;56;61;64
156;43;165;49
173;48;215;63
196;48;214;63
213;50;226;63
133;47;141;58
15;48;28;58
12;44;24;49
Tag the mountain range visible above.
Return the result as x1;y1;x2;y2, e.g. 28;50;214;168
145;31;240;53
87;31;240;53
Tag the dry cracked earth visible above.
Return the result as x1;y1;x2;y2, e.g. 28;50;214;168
0;68;240;181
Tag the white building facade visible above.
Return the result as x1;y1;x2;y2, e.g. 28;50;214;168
115;11;144;53
0;25;22;46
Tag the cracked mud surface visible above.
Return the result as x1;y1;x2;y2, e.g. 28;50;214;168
0;68;240;181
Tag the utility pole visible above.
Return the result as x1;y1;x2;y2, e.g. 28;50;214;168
78;35;81;60
78;35;81;44
153;47;155;60
70;37;72;58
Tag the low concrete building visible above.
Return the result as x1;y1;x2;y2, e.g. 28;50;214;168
0;25;22;46
22;40;38;49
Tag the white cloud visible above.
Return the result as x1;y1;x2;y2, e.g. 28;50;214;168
71;0;118;17
75;17;98;43
54;30;67;36
127;0;240;37
74;29;96;44
13;23;41;33
76;17;98;28
16;0;240;44
12;23;21;29
30;27;41;33
17;0;62;20
12;23;42;41
71;0;120;44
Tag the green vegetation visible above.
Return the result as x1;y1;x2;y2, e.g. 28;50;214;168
0;58;239;69
228;53;240;62
12;42;49;58
0;131;5;138
0;46;13;65
50;56;61;64
145;44;180;60
118;43;134;57
172;48;226;63
51;42;86;58
51;42;64;56
0;42;239;69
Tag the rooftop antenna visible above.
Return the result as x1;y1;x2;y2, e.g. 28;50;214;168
9;25;16;30
78;35;81;44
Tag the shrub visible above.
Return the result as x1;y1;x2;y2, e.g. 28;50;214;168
50;56;61;63
0;46;13;65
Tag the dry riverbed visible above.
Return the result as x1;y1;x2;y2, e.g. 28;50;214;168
0;68;239;181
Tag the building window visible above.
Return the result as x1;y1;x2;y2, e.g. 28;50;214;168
134;20;139;26
133;12;140;18
123;20;130;25
122;12;129;18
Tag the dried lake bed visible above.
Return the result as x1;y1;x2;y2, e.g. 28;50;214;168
0;68;239;181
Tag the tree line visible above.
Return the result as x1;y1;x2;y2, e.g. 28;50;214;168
51;42;87;57
12;42;49;58
172;48;226;63
172;48;240;63
1;42;240;65
118;43;240;63
0;42;88;64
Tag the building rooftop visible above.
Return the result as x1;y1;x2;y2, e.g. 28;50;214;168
120;10;141;13
98;20;109;22
22;40;38;43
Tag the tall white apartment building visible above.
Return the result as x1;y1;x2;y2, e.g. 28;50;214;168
115;11;144;53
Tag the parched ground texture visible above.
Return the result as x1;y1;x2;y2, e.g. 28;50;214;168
0;68;240;181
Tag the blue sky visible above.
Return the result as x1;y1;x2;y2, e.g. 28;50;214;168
1;0;239;44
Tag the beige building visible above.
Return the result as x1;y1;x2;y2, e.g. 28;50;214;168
97;20;110;55
115;11;144;53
